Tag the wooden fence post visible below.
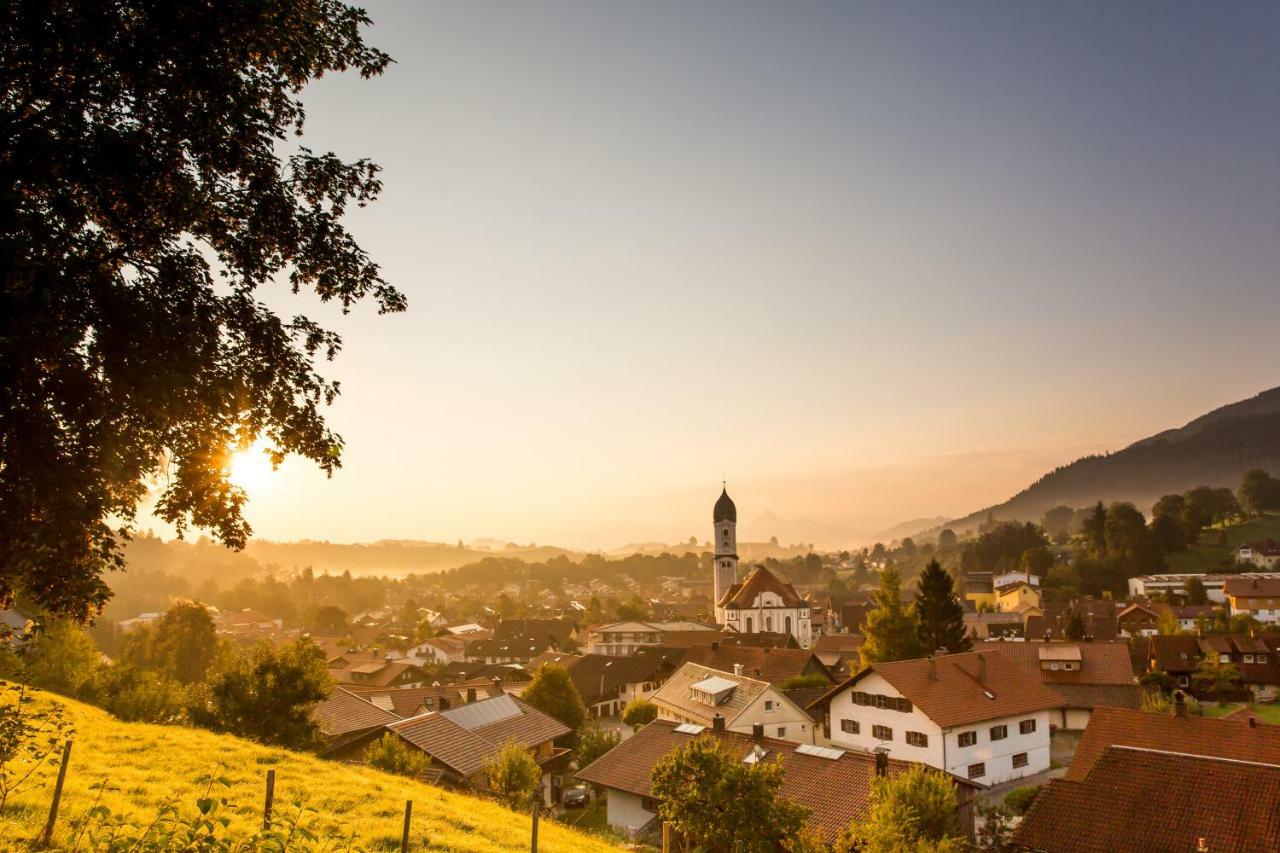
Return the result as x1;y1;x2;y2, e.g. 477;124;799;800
530;793;540;853
662;821;671;853
400;800;412;852
263;768;275;830
40;739;73;847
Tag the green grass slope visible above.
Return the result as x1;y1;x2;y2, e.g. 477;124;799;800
0;692;617;852
1167;514;1280;574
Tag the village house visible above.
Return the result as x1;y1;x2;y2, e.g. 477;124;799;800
1225;576;1280;624
326;649;429;689
962;572;996;611
963;611;1024;641
679;643;833;687
1026;597;1119;641
1127;571;1280;603
577;720;980;844
994;578;1042;615
343;678;510;717
1015;702;1280;850
407;634;468;665
527;647;683;718
650;662;817;743
1146;633;1279;699
812;633;865;679
1115;602;1159;637
1236;539;1280;570
321;692;570;804
811;651;1062;785
584;621;717;655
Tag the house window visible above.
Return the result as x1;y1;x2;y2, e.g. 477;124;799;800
641;796;659;812
1178;675;1190;687
989;725;1007;741
906;731;928;748
967;762;985;779
1063;662;1075;671
785;616;792;635
841;719;860;735
957;731;977;748
765;700;774;711
1019;719;1037;735
1261;655;1270;664
1245;654;1255;664
1012;752;1028;769
777;727;787;738
1049;662;1059;671
872;725;893;741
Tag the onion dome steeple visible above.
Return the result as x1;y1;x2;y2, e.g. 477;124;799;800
713;486;737;524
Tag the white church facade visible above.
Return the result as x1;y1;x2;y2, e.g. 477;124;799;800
711;487;813;649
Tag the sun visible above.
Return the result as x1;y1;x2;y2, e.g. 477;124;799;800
227;446;275;493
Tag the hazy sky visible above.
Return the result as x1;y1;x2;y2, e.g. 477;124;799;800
146;2;1280;549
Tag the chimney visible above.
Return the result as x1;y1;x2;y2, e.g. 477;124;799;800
1174;691;1188;719
466;687;477;704
439;696;450;710
733;663;744;677
490;676;504;695
874;749;889;777
753;668;761;679
927;656;937;681
1249;716;1258;729
711;640;719;651
976;653;986;685
752;722;765;742
712;713;725;732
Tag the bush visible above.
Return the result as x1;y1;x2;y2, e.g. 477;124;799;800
777;673;834;691
1004;785;1040;816
621;697;657;730
365;732;431;778
484;740;540;808
87;664;187;724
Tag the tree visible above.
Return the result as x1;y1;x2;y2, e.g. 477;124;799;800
1185;576;1209;606
914;561;970;655
1041;506;1075;544
87;663;187;724
574;723;620;770
24;620;101;697
366;733;431;778
1081;503;1108;557
650;735;809;852
120;601;218;684
974;802;1017;852
1063;609;1086;641
860;566;923;667
189;640;330;748
1192;659;1240;698
1239;469;1280;517
837;764;965;853
0;1;401;621
484;740;540;808
0;682;74;812
1041;563;1080;602
621;697;658;731
520;663;587;732
1155;607;1182;636
778;673;835;691
309;605;350;637
937;529;958;550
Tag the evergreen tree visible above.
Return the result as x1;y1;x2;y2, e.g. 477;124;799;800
1081;502;1107;557
914;560;971;654
1064;608;1086;641
520;663;587;731
860;566;923;667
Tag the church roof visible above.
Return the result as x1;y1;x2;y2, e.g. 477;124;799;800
719;565;806;609
713;487;737;523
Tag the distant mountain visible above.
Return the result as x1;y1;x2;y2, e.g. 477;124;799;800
872;516;953;545
938;386;1280;534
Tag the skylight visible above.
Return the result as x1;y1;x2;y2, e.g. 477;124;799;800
796;744;845;760
673;723;705;735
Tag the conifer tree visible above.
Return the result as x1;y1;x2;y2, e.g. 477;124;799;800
859;566;923;667
914;560;971;654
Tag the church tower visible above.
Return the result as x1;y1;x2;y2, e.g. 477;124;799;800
712;486;739;625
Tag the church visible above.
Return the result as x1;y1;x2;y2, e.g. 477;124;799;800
711;487;813;649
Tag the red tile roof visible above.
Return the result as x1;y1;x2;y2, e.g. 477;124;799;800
990;642;1139;709
680;646;830;686
1014;746;1280;852
719;565;806;609
1225;576;1280;597
314;687;401;739
1067;707;1280;782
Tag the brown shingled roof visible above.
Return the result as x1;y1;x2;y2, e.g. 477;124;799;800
314;687;401;739
1014;746;1280;852
1067;706;1280;782
1225;576;1280;597
812;651;1064;727
680;645;831;686
577;720;976;843
990;642;1139;710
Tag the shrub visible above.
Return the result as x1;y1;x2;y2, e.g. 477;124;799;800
365;733;431;778
1003;785;1040;816
777;673;834;691
484;740;540;808
621;697;658;730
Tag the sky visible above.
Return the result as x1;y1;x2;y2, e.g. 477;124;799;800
147;1;1280;550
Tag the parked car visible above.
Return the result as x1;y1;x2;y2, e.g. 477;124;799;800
562;786;589;808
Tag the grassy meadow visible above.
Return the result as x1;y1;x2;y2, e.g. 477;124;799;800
1166;514;1280;574
0;691;619;852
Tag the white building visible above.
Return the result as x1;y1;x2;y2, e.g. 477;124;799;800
650;661;817;744
813;651;1062;786
719;564;813;649
584;620;716;656
1126;573;1280;603
1237;541;1280;570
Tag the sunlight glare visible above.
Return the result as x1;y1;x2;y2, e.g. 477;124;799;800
228;446;275;494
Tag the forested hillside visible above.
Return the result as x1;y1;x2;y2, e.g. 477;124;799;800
941;387;1280;533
